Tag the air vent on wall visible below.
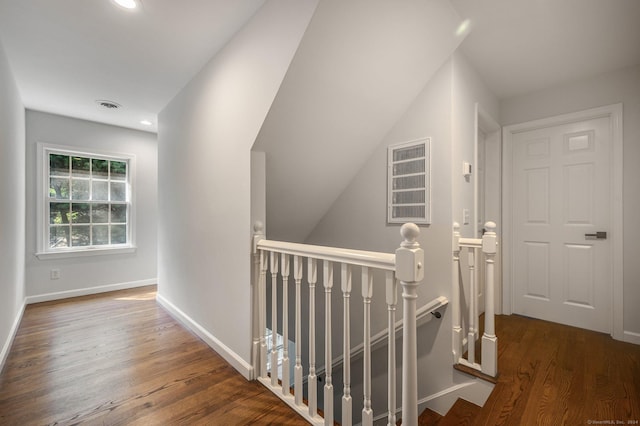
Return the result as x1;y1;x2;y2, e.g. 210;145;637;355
387;138;431;225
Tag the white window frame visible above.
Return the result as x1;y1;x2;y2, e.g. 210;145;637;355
36;143;136;259
387;138;431;225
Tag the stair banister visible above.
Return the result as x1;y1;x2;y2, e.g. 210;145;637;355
396;223;424;426
452;221;499;379
252;222;425;426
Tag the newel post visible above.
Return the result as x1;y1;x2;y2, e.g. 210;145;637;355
396;223;424;426
252;221;266;379
481;221;498;377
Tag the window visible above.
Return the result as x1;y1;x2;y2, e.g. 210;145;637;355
37;144;135;258
387;138;430;225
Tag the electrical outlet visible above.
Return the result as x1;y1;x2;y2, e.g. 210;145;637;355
50;269;60;280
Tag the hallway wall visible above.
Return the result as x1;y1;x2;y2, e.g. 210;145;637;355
0;39;25;371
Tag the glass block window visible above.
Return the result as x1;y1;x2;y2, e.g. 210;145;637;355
387;138;430;224
42;146;133;252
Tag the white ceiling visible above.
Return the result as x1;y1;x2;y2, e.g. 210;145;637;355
0;0;638;134
450;0;640;99
0;0;265;133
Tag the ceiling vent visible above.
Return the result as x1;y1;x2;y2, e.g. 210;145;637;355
96;100;122;110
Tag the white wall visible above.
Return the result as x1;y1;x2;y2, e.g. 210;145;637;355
451;52;500;238
500;64;640;339
157;0;317;378
24;111;158;300
0;39;25;371
253;0;465;243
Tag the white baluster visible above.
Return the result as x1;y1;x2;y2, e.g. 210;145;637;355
481;221;498;377
323;260;334;426
386;271;397;426
467;247;476;365
452;223;462;364
270;251;279;388
361;266;373;426
281;254;291;395
308;258;318;418
342;264;353;426
293;255;303;406
397;223;424;426
259;249;268;378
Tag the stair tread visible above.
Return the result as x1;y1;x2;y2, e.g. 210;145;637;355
439;398;481;426
418;407;443;425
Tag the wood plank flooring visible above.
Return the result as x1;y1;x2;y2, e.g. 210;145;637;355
0;286;308;425
471;314;640;426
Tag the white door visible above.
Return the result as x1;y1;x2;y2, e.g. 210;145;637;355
511;116;612;333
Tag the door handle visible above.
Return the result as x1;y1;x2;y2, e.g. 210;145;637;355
585;232;607;240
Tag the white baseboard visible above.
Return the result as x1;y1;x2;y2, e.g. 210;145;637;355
623;330;640;345
25;279;157;304
156;292;254;380
0;300;26;374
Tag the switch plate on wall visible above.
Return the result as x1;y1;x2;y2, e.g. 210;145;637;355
462;209;470;225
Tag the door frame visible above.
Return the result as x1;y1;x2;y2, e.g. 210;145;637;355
502;103;623;340
474;102;502;314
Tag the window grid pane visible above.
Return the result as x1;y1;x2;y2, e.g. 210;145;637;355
46;149;130;250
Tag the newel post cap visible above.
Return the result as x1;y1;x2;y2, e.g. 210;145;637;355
396;223;424;282
252;221;265;253
482;221;497;255
400;223;420;249
484;221;496;234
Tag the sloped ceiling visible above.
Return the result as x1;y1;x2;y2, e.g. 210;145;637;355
450;0;640;99
253;0;466;242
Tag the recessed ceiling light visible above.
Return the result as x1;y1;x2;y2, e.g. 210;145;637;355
113;0;137;10
140;120;153;126
96;100;122;110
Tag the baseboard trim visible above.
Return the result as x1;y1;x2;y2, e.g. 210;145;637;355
25;279;157;304
0;300;26;374
623;330;640;345
156;292;254;380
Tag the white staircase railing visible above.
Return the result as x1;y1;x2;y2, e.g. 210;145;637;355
252;222;425;426
452;221;498;378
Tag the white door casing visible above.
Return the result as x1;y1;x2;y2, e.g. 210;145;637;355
502;104;623;339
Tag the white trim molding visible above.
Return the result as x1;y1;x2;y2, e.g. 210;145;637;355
156;292;254;380
25;278;156;304
623;331;640;346
0;300;26;374
502;103;624;340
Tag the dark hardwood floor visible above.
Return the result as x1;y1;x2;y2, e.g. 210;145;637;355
468;314;640;425
0;286;308;425
3;286;639;425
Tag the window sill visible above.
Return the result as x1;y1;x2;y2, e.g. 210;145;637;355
35;246;137;260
